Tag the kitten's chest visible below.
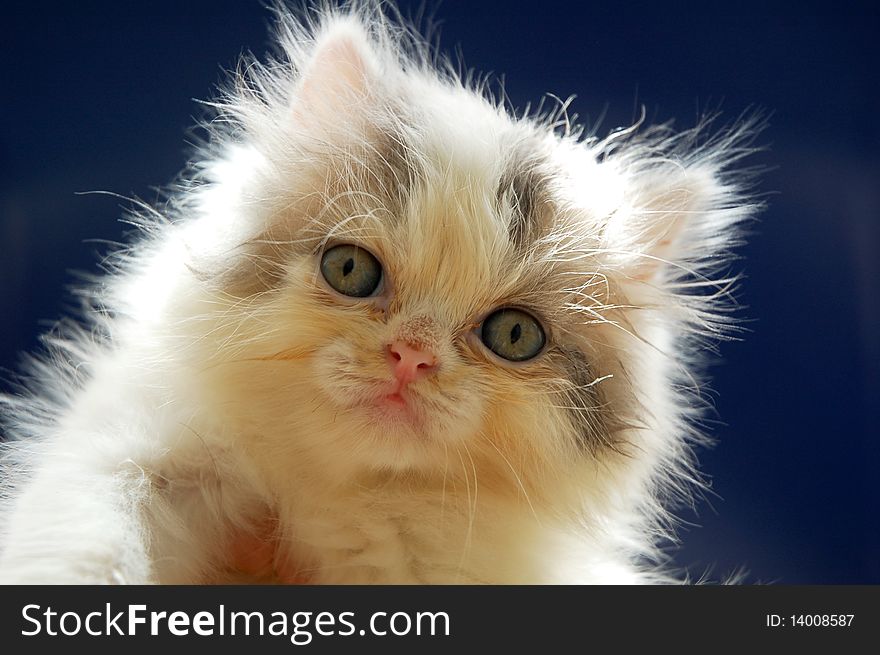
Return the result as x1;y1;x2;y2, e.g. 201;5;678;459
281;498;444;583
278;492;493;584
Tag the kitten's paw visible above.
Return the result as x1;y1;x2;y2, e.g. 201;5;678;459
221;519;310;585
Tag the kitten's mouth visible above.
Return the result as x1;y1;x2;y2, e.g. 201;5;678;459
355;383;426;428
374;388;421;420
327;371;436;432
384;392;406;407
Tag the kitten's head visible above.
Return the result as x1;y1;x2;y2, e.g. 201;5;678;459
183;7;758;533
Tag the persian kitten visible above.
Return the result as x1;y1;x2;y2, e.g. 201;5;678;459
0;3;760;583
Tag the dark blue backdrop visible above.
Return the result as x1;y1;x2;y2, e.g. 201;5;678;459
1;1;877;583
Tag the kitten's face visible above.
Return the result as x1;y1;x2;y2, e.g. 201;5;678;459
191;18;732;492
224;138;612;473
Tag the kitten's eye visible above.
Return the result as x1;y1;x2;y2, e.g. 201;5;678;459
320;244;383;297
480;308;546;362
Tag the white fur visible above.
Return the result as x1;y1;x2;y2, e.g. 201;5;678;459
0;2;760;584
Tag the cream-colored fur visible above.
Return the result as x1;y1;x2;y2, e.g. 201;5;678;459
0;2;760;583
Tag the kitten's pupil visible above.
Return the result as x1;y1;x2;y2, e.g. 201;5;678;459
343;258;354;276
510;323;522;344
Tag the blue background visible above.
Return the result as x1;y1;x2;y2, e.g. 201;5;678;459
1;1;877;583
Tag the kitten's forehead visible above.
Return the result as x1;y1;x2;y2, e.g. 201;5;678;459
296;95;609;327
237;84;615;327
377;129;581;323
497;139;556;253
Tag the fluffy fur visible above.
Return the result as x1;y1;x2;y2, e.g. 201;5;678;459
0;1;761;584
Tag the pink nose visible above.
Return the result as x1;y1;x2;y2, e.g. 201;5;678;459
386;340;437;385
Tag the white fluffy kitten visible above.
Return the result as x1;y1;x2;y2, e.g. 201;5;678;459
0;3;759;584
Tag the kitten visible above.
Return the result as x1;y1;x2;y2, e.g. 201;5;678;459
0;2;760;584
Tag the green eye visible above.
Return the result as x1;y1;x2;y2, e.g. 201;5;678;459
480;308;546;362
320;244;383;297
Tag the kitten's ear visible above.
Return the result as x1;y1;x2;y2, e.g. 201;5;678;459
293;20;381;125
603;165;733;283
